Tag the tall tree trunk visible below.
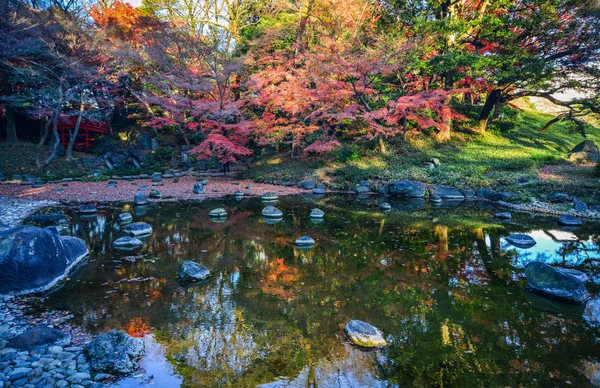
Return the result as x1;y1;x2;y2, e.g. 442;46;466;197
66;98;85;160
476;89;502;132
44;113;61;167
35;116;53;168
378;135;386;154
4;106;17;143
3;70;17;143
294;0;314;56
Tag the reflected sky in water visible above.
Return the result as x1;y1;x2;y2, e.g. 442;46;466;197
36;195;600;387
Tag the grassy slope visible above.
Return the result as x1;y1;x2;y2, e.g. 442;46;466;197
241;109;600;201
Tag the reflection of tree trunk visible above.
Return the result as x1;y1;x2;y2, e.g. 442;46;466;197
474;228;494;275
435;225;448;259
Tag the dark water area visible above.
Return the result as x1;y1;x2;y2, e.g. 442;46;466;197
37;195;600;387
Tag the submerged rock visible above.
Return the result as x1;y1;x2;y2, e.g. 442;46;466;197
343;320;387;348
113;236;143;250
525;261;589;304
558;214;582;227
388;181;427;198
7;326;69;351
133;192;149;205
379;202;392;211
495;212;512;220
209;208;227;218
118;212;133;224
0;226;88;295
295;235;315;247
178;260;210;282
79;204;97;214
310;208;325;218
262;206;283;218
86;331;144;375
262;192;278;201
505;234;536;249
121;222;153;237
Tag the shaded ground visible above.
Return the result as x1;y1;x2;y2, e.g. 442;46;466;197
240;109;600;202
0;176;304;204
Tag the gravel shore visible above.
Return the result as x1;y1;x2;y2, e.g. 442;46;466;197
0;176;304;204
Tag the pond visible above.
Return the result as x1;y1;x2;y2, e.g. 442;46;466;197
36;195;600;387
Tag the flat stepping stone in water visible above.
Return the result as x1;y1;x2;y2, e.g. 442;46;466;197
79;204;97;214
106;182;117;188
121;222;152;237
232;181;240;185
295;235;315;248
32;182;45;188
310;208;325;218
134;192;149;205
505;234;536;249
149;189;162;199
262;192;278;201
379;203;392;211
343;320;387;348
262;206;283;218
495;212;512;220
152;182;164;186
193;183;206;194
525;261;589;304
118;213;133;224
313;187;326;195
234;190;244;196
54;186;64;192
137;186;149;191
246;185;253;189
113;236;143;250
209;208;227;218
558;214;582;226
178;260;210;282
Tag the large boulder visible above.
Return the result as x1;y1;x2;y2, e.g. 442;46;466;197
525;261;589;304
428;185;464;200
569;140;599;163
298;181;316;190
86;331;144;375
388;181;427;198
343;320;387;348
0;226;88;295
7;326;69;351
178;260;210;282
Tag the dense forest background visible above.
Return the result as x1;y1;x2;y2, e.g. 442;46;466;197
0;0;599;179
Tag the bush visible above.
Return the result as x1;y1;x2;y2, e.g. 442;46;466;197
332;144;361;163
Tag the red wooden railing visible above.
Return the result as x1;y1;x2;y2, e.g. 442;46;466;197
57;116;110;152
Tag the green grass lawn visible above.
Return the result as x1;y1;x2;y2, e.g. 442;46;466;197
241;109;600;202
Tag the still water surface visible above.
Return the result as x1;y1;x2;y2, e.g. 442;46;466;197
40;195;600;387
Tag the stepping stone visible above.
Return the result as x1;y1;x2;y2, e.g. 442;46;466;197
505;234;536;249
343;320;387;348
295;235;315;248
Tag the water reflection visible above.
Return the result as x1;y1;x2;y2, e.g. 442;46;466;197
39;195;600;387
